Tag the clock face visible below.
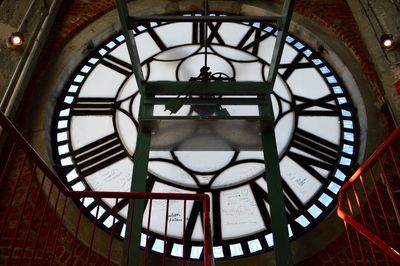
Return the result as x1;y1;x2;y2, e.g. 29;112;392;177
51;14;359;260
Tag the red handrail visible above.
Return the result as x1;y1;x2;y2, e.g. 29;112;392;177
339;128;400;188
337;127;400;264
0;110;70;193
0;111;214;266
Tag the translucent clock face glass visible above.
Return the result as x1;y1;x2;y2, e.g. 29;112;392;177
51;14;359;260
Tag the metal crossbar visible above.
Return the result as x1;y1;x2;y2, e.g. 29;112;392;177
127;15;282;24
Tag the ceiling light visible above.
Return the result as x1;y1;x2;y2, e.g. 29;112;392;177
7;32;25;48
380;34;396;51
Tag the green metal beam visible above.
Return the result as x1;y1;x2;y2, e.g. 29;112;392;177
115;0;145;95
266;0;295;88
259;93;293;266
143;97;263;105
122;99;151;266
144;81;270;95
115;2;150;264
262;131;293;266
261;0;295;264
140;116;271;121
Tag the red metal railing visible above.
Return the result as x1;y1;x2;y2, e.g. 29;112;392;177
337;127;400;265
0;111;214;266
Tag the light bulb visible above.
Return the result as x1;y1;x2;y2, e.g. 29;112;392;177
10;35;23;46
7;32;25;48
380;34;395;51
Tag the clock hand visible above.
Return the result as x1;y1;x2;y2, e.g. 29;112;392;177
203;0;208;69
191;95;231;117
216;105;230;116
164;81;196;114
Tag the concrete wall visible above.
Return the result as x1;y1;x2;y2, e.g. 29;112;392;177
346;0;400;126
0;0;59;118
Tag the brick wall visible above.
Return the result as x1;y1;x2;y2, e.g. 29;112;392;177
0;146;114;265
46;0;116;56
1;0;394;265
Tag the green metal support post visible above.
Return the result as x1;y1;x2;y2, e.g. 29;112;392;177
261;0;295;265
122;100;151;266
267;0;295;86
122;130;151;266
115;1;150;264
261;128;293;266
259;93;293;266
115;0;145;94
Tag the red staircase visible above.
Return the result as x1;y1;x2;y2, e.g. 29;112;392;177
337;127;400;265
0;112;213;265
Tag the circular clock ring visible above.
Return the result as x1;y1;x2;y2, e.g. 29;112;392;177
50;13;363;260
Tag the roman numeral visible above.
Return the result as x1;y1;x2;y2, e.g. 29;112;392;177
237;25;272;55
102;54;132;76
103;199;129;233
72;98;115;115
184;200;203;244
97;199;128;225
83;199;98;213
250;178;302;219
146;175;156;192
192;21;204;44
164;241;174;257
143;23;167;51
281;181;303;215
249;181;271;229
207;22;225;45
192;22;225;45
279;53;313;80
294;94;340;116
211;192;222;242
288;129;340;183
110;199;130;215
70;133;126;180
143;176;156;212
113;220;125;236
